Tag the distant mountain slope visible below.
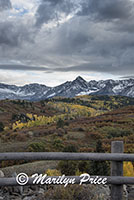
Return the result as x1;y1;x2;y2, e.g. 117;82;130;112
0;77;134;100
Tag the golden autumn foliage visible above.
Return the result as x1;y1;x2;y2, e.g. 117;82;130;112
12;113;66;130
12;102;98;130
123;162;134;176
26;113;33;119
47;102;95;116
4;126;10;131
46;169;61;176
75;169;82;176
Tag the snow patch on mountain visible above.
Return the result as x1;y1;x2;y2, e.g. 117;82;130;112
0;77;134;100
47;93;56;98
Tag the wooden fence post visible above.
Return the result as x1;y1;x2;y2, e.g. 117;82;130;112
111;141;124;200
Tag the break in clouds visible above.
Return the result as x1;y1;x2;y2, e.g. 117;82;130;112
0;0;134;85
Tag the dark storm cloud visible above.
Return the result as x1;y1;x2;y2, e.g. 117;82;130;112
35;0;75;27
0;0;134;80
80;0;134;35
35;0;134;27
56;29;92;54
0;22;20;47
44;10;134;76
0;0;12;11
0;21;34;47
78;0;133;21
112;17;134;34
0;64;49;71
46;17;94;55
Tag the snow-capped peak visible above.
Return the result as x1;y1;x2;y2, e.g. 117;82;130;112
0;78;134;101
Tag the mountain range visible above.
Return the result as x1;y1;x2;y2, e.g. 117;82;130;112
0;76;134;101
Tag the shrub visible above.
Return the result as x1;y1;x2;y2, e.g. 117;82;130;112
57;141;110;176
46;169;61;176
16;134;28;142
86;140;110;176
28;142;46;152
52;139;64;150
11;113;18;120
58;160;78;175
63;144;78;152
100;126;133;138
44;184;109;200
57;118;65;128
77;140;110;176
58;144;78;175
0;122;4;132
78;127;85;132
9;132;18;140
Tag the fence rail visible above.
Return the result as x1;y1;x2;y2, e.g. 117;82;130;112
0;141;134;200
0;152;134;161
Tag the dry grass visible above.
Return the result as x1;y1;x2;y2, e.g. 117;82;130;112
1;160;58;177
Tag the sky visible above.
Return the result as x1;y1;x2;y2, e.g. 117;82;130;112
0;0;134;86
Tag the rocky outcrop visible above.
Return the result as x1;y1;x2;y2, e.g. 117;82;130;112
0;184;110;200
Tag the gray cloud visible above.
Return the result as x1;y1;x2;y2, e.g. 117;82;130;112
35;0;134;28
41;17;94;55
0;64;49;71
78;0;133;21
0;21;35;48
35;0;76;27
121;76;134;79
0;22;21;47
52;61;134;76
0;0;12;11
0;0;134;84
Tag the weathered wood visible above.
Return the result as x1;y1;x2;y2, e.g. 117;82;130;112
0;152;134;161
0;140;133;200
111;141;124;200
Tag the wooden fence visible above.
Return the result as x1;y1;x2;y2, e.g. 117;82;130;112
0;141;134;200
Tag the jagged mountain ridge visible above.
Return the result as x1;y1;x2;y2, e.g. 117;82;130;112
0;76;134;100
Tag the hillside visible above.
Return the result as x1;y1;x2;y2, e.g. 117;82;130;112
0;95;134;128
0;95;133;156
0;94;134;185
